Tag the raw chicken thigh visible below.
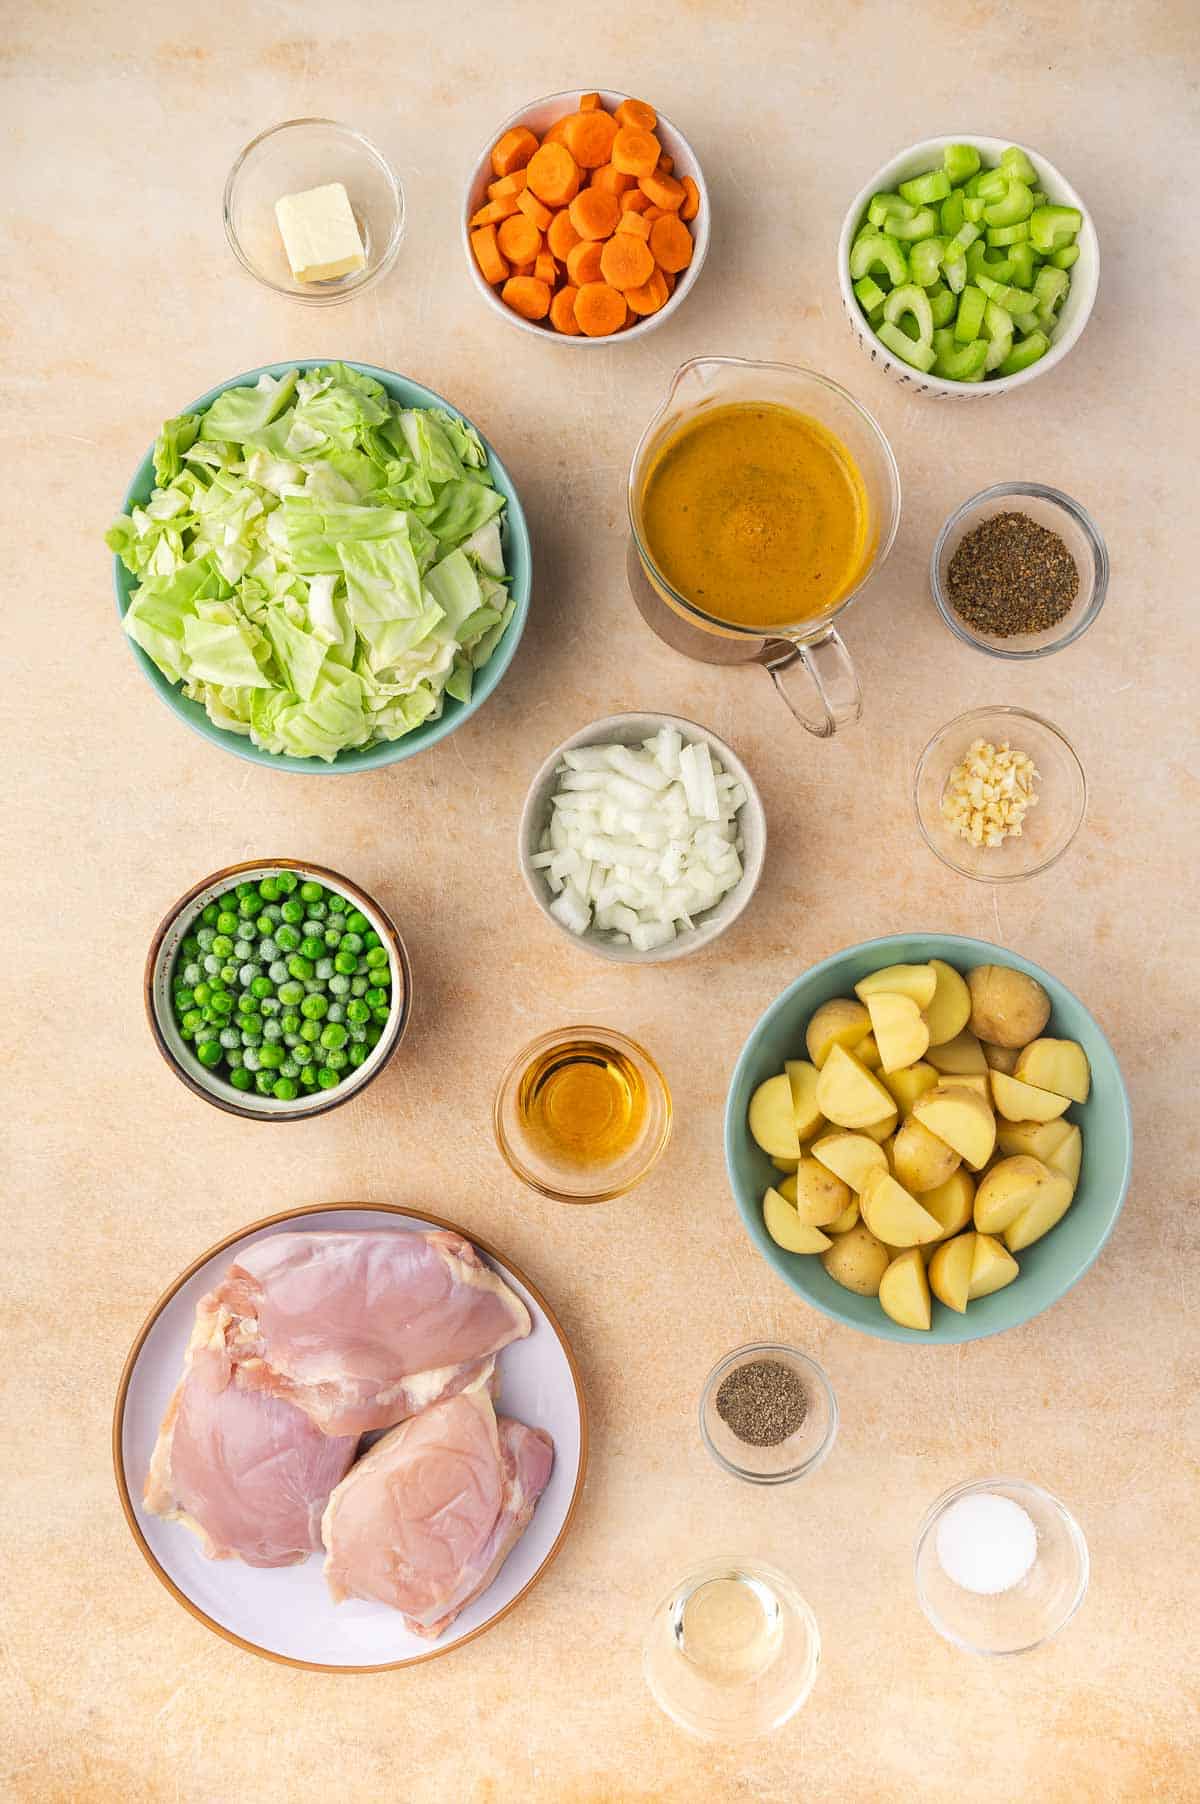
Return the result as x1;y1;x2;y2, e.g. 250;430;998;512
322;1381;554;1636
144;1297;358;1567
205;1229;532;1436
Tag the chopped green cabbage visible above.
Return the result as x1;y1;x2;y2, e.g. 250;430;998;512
109;364;516;761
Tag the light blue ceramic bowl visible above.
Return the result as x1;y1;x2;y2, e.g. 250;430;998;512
725;933;1132;1345
112;360;532;774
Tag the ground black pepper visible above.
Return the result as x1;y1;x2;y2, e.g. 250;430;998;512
946;511;1079;637
715;1358;808;1447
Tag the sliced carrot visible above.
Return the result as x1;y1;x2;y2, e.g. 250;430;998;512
657;154;674;176
547;208;581;261
620;189;651;214
679;176;700;222
542;116;571;147
624;269;668;315
534;250;558;287
616;210;652;241
649;212;693;273
579;92;601;113
501;275;552;320
492;127;539;178
488;171;528;200
642;206;668;222
564;109;619;170
574;281;627;336
497;213;542;265
512;261;536;278
600;233;655;290
566;239;605;286
469;196;519;227
470;225;509;287
591;162;636;196
639;168;685;210
661;267;676;294
615;98;657;132
525;142;581;207
516;187;554;231
611;126;661;178
568;186;620;242
550;284;583;334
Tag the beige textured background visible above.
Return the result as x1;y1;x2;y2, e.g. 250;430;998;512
4;0;1199;1799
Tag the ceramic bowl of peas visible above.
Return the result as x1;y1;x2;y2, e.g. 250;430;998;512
837;136;1098;397
145;861;412;1119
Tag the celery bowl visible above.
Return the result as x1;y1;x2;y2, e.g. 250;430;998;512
725;934;1131;1344
112;361;531;774
837;136;1099;399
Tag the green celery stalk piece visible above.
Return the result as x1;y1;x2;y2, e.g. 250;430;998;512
1050;244;1081;270
983;180;1035;228
954;285;987;343
927;283;957;327
1007;242;1037;288
899;168;951;206
1013;310;1041;335
940;192;965;236
943;252;967;294
883;282;935;346
998;330;1050;376
977;169;1008;202
876;320;936;372
909;237;947;288
888;205;939;241
867;192;916;228
1000;146;1038;185
967;241;1014;285
949;222;981;255
943;144;981;185
985;329;1013;372
853;276;887;322
849;232;909;285
963;196;986;223
987;222;1029;246
934;338;988;382
1030;204;1082;251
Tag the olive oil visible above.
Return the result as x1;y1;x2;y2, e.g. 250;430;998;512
517;1037;647;1168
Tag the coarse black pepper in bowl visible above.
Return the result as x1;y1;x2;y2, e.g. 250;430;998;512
699;1343;838;1485
931;482;1108;659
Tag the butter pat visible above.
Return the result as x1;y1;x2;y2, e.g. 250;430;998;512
274;182;366;283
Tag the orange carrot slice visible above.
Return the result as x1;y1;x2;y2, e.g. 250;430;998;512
615;98;657;132
564;109;619;169
471;225;509;287
547;209;581;261
639;168;685;210
566;239;604;286
497;213;542;265
488;171;528;200
501;275;552;320
679;176;700;222
611;126;661;178
657;154;674;176
620;189;651;214
525;142;581;207
550;284;583;333
625;268;669;315
534;250;558;287
591;162;636;196
600;233;655;291
492;127;539;178
616;210;652;241
578;92;601;113
470;197;519;227
574;281;627;336
649;212;693;272
568;187;620;241
516;187;554;230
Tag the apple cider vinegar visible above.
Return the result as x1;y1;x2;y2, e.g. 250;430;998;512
517;1035;647;1167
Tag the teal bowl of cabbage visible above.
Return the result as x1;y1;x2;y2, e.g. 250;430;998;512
110;360;531;772
724;933;1132;1345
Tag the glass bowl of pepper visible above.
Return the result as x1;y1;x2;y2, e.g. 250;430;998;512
699;1343;838;1485
931;481;1108;658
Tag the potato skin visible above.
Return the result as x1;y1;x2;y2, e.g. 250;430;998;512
820;1222;890;1297
967;965;1051;1049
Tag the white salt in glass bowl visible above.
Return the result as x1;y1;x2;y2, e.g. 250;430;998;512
517;712;765;965
915;1477;1089;1655
463;89;710;344
837;135;1098;398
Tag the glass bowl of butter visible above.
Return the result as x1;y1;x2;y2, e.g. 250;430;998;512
224;118;405;303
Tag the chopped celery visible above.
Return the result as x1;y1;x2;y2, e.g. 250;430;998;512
982;300;1014;339
977;169;1008;202
1030;204;1082;251
883;283;935;346
987;222;1029;246
909;236;947;287
849;231;909;285
985;328;1013;372
963;196;986;223
1007;241;1037;288
943;144;981;185
943;252;967;294
928;282;956;327
868;192;916;229
877;320;936;372
983;180;1035;227
853;276;886;321
1000;146;1038;185
967;241;1014;285
899;169;951;206
1033;265;1069;326
1013;310;1041;335
888;206;940;241
997;330;1050;376
934;338;988;381
954;284;987;343
1050;244;1080;270
940;191;965;237
948;222;981;255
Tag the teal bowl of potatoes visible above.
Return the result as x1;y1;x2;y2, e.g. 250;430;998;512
725;934;1131;1344
110;360;531;772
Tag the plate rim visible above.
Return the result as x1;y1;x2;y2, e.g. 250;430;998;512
112;1200;589;1671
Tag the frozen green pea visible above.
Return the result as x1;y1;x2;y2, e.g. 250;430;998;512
329;974;350;997
317;1067;339;1090
327;1001;346;1024
233;939;252;961
230;1067;253;1092
351;978;368;998
258;937;279;961
315;957;335;980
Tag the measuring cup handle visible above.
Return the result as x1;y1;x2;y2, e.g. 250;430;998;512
761;629;862;737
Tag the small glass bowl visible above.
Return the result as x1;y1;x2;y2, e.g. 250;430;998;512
493;1026;672;1203
224;119;405;304
915;1477;1089;1656
699;1344;838;1485
914;705;1086;883
931;482;1108;658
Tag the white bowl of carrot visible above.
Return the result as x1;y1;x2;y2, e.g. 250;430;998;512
463;89;710;343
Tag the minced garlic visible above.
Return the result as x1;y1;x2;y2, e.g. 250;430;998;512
941;738;1040;848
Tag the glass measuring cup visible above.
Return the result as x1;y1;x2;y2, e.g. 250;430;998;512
627;357;901;737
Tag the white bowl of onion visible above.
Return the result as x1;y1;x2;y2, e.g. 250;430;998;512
518;713;766;964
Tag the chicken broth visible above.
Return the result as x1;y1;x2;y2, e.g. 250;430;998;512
639;402;870;631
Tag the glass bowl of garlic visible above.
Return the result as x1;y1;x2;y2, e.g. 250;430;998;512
914;706;1086;882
